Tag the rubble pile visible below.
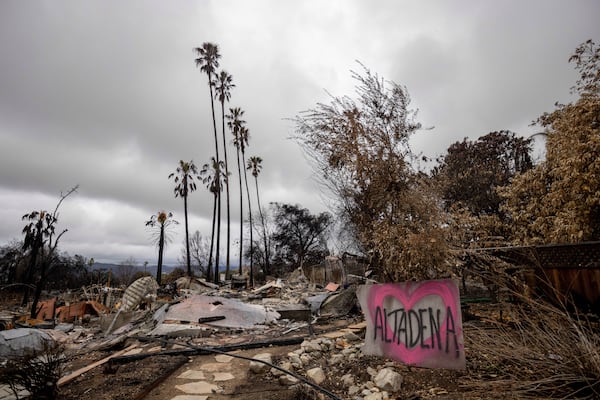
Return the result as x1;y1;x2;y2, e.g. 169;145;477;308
256;330;404;400
1;269;389;399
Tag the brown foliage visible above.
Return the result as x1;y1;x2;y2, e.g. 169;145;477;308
500;41;600;244
466;290;600;399
294;64;452;281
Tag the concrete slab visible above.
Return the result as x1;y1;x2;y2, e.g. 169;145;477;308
169;395;208;400
175;381;220;394
177;370;206;380
0;384;28;400
212;372;235;381
214;354;233;363
199;362;231;372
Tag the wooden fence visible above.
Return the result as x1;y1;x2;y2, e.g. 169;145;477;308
486;241;600;312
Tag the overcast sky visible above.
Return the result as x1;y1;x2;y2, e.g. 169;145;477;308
1;1;599;267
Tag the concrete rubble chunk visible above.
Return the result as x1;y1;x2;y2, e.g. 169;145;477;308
175;276;219;291
329;354;344;365
271;361;292;377
300;353;312;365
341;373;354;386
306;367;326;385
252;279;284;294
279;374;299;385
343;331;361;342
348;385;361;395
374;368;403;392
249;352;272;373
319;285;357;317
364;392;384;400
301;339;322;353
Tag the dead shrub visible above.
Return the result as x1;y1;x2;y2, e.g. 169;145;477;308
0;339;66;400
465;282;600;399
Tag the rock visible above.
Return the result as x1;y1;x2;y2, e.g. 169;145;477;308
348;385;361;395
321;338;334;350
374;368;403;392
271;361;292;377
343;331;361;342
319;286;357;317
301;339;322;353
300;353;312;366
341;373;355;387
364;392;384;400
306;367;326;385
279;374;299;385
288;352;302;366
329;354;344;365
341;347;356;356
249;352;272;374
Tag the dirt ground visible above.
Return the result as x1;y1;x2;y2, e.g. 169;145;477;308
56;321;469;400
5;292;597;399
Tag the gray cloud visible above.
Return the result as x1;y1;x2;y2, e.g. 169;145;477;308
1;0;599;265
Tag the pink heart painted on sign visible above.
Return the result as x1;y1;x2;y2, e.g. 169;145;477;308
366;280;462;366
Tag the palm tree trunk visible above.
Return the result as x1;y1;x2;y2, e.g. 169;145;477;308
254;176;270;275
235;148;243;276
242;152;254;287
207;193;217;282
184;192;191;277
157;225;165;285
208;73;221;284
215;180;222;284
220;102;231;280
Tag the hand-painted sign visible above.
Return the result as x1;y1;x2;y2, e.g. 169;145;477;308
356;279;465;369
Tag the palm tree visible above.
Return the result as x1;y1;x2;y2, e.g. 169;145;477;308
247;155;270;275
214;70;235;279
168;160;199;277
227;107;246;277
194;42;223;281
201;157;228;284
194;42;221;162
239;126;254;286
145;211;178;285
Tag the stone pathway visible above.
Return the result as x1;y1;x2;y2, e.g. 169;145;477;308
0;385;28;400
168;353;236;400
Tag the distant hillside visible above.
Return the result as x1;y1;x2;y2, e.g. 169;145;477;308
89;262;237;276
90;262;178;274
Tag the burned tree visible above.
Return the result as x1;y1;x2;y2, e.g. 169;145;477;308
293;65;449;280
21;185;78;319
